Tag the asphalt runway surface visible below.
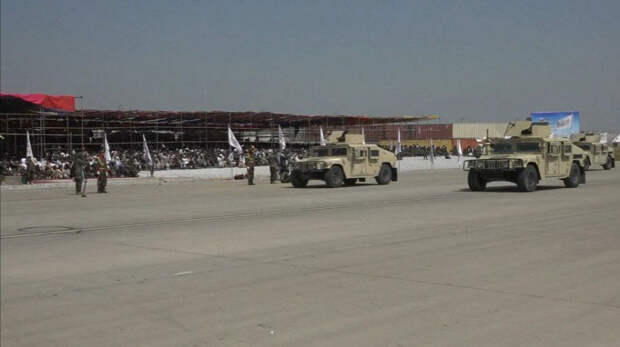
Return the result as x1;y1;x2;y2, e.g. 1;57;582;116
2;169;620;346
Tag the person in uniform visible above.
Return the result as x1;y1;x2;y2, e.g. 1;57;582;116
25;157;35;184
96;151;109;193
76;148;88;197
246;145;256;185
72;151;83;194
0;159;7;185
267;149;278;183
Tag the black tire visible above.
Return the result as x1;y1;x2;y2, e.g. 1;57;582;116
290;170;308;188
375;164;392;185
324;166;344;188
344;178;357;186
563;163;581;188
467;171;487;191
517;165;538;192
602;157;612;170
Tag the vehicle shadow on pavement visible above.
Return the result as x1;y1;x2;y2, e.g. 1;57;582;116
457;185;565;193
285;183;376;189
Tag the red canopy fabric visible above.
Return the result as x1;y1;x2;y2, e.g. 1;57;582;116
0;93;75;111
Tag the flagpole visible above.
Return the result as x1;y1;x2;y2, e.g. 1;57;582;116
229;125;233;180
229;113;233;180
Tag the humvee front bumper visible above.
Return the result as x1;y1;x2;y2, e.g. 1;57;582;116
293;168;328;180
463;159;524;171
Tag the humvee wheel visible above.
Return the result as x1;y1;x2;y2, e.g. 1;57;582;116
563;163;581;188
375;164;392;185
517;165;538;192
344;178;357;186
290;170;308;188
467;171;486;191
324;166;344;188
602;157;613;170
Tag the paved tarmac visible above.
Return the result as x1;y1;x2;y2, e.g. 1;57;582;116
2;169;619;346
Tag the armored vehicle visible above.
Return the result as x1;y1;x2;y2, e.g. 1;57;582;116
614;142;620;160
291;131;398;188
463;121;587;192
571;133;615;170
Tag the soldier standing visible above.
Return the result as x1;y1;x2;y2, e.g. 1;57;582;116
76;148;88;197
96;151;109;193
268;149;278;183
25;157;35;184
72;151;83;194
246;145;256;185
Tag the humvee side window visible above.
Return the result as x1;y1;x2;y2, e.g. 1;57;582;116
491;143;513;153
516;142;541;152
370;150;380;157
549;144;560;154
563;145;572;153
332;148;347;156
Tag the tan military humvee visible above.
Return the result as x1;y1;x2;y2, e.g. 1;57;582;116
463;121;588;192
291;131;398;188
571;133;615;170
614;142;620;160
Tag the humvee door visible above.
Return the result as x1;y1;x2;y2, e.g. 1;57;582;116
351;147;368;176
546;142;562;177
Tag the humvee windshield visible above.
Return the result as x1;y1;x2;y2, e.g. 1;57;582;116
491;143;513;154
515;142;541;152
312;148;329;157
311;147;348;157
491;142;541;154
575;143;591;151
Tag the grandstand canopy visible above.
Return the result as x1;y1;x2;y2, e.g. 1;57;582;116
1;94;438;126
0;93;75;112
78;110;438;127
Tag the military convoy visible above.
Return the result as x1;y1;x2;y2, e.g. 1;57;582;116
571;133;615;170
291;131;397;188
463;121;588;192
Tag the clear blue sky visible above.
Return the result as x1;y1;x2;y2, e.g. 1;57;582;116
2;0;619;131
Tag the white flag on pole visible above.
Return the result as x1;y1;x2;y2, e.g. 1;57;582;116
278;125;286;151
104;133;112;162
228;125;243;153
361;127;366;145
26;130;34;158
395;128;402;156
142;134;152;165
457;139;463;162
319;126;327;146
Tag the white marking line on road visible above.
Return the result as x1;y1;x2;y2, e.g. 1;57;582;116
173;271;194;276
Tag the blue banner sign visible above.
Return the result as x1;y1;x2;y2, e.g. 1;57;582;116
530;111;580;137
